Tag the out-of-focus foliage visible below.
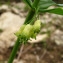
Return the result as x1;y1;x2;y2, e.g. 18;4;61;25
53;0;63;4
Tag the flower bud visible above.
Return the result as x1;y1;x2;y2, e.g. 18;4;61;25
33;20;41;33
21;24;33;40
15;25;26;36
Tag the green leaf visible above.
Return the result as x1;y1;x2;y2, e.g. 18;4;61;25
38;0;63;15
38;0;56;9
23;0;33;9
33;0;40;9
47;8;63;15
39;7;63;15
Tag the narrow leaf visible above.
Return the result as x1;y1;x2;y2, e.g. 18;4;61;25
23;0;33;9
38;0;56;9
39;8;63;15
47;8;63;15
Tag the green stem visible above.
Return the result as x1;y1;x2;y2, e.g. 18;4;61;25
33;0;40;9
24;9;35;24
8;38;20;63
24;0;40;24
8;0;40;63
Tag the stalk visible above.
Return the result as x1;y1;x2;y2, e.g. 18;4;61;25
33;0;40;9
24;9;35;24
8;0;40;63
24;0;40;24
8;38;20;63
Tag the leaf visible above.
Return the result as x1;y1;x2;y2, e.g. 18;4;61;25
47;8;63;15
39;8;63;15
38;0;63;15
38;0;56;9
23;0;33;9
